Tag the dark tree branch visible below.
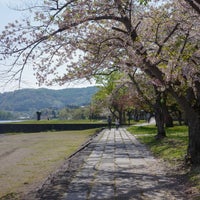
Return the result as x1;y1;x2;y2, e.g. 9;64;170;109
112;27;128;34
128;70;154;108
184;0;200;14
156;23;180;56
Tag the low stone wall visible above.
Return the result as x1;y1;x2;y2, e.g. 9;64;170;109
0;123;107;134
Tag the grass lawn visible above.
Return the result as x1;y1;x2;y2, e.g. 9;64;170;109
127;125;188;163
0;129;97;199
127;124;200;196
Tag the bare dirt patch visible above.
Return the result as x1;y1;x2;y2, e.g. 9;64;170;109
0;130;95;199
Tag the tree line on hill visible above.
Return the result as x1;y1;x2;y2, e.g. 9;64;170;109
0;87;98;120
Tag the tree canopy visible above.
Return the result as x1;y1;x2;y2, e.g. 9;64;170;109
0;0;200;163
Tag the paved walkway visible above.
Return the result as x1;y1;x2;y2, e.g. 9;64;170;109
62;128;186;200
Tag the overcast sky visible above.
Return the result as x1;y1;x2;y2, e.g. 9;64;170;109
0;1;94;93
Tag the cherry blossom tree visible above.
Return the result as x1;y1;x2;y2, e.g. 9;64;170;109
93;72;135;124
128;71;174;138
0;0;200;163
137;1;200;163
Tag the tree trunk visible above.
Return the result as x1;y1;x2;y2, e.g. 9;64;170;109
154;89;166;138
154;106;166;139
168;87;200;164
176;110;182;125
163;104;174;127
127;111;132;125
187;115;200;164
122;111;126;124
133;109;139;121
119;110;123;125
165;114;174;127
160;92;173;127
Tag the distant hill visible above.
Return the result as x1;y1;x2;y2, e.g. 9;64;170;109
0;86;98;112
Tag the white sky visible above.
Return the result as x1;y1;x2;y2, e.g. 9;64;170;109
0;0;95;93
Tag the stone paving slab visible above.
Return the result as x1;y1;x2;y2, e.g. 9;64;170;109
62;128;187;200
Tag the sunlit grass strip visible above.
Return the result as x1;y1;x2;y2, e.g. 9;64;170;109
127;125;188;163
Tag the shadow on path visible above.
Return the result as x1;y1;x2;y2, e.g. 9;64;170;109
24;128;188;200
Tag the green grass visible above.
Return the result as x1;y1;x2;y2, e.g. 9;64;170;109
0;129;97;199
127;125;188;163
